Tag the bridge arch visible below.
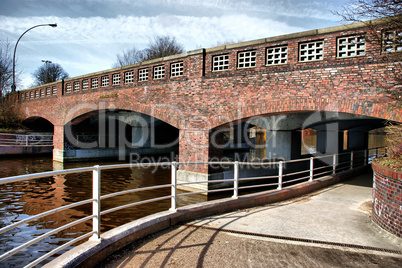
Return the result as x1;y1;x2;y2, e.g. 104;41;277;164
206;98;401;131
176;99;395;174
61;101;184;130
22;116;54;132
56;107;180;162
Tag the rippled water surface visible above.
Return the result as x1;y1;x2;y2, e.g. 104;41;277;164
0;157;205;267
0;130;385;267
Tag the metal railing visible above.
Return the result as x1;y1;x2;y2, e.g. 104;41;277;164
0;147;386;267
0;133;53;146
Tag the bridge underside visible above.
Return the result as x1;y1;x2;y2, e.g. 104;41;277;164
12;19;402;194
53;110;179;162
47;110;391;191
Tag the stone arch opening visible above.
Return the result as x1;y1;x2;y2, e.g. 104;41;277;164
200;110;393;191
62;109;179;162
205;99;401;131
209;110;391;163
22;116;54;133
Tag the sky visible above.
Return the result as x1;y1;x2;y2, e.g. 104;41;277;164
0;0;352;89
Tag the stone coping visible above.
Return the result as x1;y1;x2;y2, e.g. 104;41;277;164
44;166;368;268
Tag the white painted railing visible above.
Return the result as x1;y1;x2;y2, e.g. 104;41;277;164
0;133;53;146
0;147;387;267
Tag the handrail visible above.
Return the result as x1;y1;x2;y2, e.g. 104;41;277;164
101;195;172;216
0;166;95;185
0;147;387;267
0;198;95;235
0;133;53;146
26;232;96;268
101;184;172;200
0;215;95;262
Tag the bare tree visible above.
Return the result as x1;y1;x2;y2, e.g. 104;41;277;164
143;36;185;61
335;0;402;159
0;40;22;129
112;47;146;68
32;62;69;86
335;0;401;22
0;40;13;100
334;0;401;53
335;0;401;101
214;38;245;47
113;35;185;67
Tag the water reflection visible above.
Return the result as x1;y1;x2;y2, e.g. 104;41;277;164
0;157;206;267
0;128;387;267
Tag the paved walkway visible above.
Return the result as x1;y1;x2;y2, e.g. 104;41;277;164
97;172;402;267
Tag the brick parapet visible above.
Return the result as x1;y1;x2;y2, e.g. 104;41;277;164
16;19;401;113
12;18;402;169
372;160;402;238
19;61;401;127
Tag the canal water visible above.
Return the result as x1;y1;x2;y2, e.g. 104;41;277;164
0;157;206;267
0;130;386;267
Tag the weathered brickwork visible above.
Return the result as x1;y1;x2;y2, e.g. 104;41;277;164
372;161;402;238
12;20;402;171
179;130;209;173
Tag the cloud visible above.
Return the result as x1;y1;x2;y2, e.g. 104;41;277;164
0;14;303;47
0;0;348;89
1;0;343;21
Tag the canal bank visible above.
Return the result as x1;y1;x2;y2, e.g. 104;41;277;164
0;133;53;156
95;171;402;267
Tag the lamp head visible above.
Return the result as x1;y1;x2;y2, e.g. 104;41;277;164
49;23;57;27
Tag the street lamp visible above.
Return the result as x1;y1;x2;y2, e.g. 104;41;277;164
42;60;52;84
11;23;57;92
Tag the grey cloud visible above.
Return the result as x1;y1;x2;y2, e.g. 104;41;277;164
0;0;344;21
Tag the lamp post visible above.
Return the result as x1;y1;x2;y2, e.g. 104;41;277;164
42;60;52;84
11;23;57;92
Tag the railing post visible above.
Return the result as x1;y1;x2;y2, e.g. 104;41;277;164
333;154;336;174
350;151;354;170
26;135;29;146
376;147;379;158
309;157;314;181
277;161;283;190
364;149;368;166
170;161;177;212
91;165;101;241
232;161;239;199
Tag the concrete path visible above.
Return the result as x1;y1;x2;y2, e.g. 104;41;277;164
97;172;402;267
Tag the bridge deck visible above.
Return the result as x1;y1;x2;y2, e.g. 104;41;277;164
98;171;402;267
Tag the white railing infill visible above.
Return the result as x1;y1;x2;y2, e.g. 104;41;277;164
0;133;53;146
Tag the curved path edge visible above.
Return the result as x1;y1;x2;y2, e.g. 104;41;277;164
44;166;369;268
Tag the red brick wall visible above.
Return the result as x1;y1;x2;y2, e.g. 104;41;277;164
15;21;402;169
179;130;209;173
372;161;402;238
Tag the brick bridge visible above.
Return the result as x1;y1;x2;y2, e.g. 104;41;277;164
11;19;402;179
